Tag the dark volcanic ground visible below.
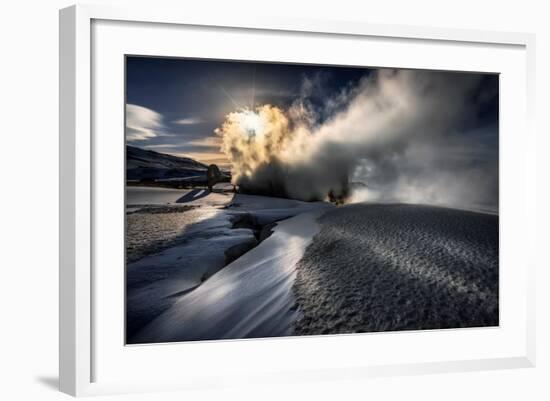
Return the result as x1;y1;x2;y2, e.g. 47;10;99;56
292;204;499;335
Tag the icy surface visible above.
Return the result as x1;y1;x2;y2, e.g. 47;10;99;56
126;186;190;206
292;204;499;335
126;189;332;342
131;208;329;343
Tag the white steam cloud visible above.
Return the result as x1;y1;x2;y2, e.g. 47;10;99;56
216;69;498;211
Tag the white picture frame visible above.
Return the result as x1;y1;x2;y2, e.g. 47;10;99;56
59;4;536;397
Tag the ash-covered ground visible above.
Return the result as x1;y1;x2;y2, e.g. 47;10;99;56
292;204;499;335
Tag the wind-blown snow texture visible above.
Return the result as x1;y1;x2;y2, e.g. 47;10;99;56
293;204;499;335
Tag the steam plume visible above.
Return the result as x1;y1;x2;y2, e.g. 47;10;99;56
215;69;498;211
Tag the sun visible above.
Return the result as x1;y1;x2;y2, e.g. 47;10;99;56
239;109;264;136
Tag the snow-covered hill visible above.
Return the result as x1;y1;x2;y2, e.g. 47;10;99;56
126;145;208;181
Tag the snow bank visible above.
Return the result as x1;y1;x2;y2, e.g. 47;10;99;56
131;207;331;343
126;206;252;338
126;190;332;342
227;193;329;224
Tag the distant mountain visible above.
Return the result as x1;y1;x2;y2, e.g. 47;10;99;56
126;145;208;181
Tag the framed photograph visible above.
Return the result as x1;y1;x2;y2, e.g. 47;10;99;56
59;4;536;396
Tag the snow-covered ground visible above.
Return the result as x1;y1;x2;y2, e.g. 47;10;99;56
126;187;332;342
126;186;190;205
131;208;329;343
293;203;499;335
127;188;498;344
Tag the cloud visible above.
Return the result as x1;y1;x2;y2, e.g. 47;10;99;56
216;69;499;211
186;136;222;150
172;117;204;125
126;105;228;166
173;152;230;168
141;143;182;149
125;104;165;141
136;126;226;164
143;137;223;155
